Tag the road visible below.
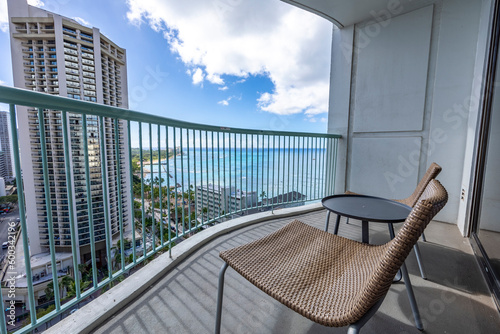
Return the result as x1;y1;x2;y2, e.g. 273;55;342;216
0;206;20;261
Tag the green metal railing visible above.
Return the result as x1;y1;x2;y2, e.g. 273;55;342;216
0;85;340;333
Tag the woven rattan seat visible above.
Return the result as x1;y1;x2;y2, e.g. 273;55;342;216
215;179;447;333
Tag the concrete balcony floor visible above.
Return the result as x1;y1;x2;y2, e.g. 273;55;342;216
52;207;500;333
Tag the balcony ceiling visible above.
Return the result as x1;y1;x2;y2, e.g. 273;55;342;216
281;0;431;28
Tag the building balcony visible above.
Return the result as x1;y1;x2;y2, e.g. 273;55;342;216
41;206;498;334
0;85;340;334
3;0;500;331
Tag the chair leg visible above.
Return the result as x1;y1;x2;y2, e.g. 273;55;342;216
324;211;331;232
333;214;341;235
347;326;360;334
421;232;427;242
400;262;423;330
215;262;229;334
347;296;385;334
413;243;427;280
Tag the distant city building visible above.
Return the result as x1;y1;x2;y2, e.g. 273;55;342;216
196;184;259;221
0;111;14;181
227;189;258;213
7;0;132;261
196;184;234;222
258;191;307;209
0;177;6;197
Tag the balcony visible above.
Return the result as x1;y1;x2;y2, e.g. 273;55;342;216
3;0;500;332
1;76;498;333
0;85;338;333
47;208;499;334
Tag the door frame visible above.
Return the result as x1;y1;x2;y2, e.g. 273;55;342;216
468;0;500;311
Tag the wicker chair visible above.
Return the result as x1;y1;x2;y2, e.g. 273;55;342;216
339;162;442;279
215;179;447;334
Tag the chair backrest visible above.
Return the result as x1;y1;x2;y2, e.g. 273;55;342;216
402;162;442;207
355;179;448;312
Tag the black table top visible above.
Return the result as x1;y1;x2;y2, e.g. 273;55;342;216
322;194;411;223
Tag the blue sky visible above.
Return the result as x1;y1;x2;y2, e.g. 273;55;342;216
0;0;333;134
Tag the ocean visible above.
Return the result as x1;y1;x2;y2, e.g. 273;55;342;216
142;148;331;201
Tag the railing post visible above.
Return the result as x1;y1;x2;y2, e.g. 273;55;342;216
128;120;136;264
115;119;125;270
139;122;146;260
98;116;112;280
82;115;98;287
38;107;61;311
158;124;164;246
149;123;155;253
9;104;37;326
62;110;81;297
165;126;172;258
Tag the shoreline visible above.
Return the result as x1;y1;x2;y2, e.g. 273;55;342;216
141;152;183;166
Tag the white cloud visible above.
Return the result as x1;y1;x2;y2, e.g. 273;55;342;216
28;0;44;6
192;67;204;85
28;0;44;7
126;0;332;116
207;73;224;85
217;95;241;107
0;79;5;85
73;17;92;28
1;0;45;33
218;86;228;91
0;0;9;32
218;95;232;106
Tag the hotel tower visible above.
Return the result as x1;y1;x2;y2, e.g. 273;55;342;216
7;0;132;262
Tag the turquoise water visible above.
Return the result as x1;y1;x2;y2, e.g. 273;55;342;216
143;148;330;201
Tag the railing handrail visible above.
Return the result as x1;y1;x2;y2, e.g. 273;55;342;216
0;85;341;138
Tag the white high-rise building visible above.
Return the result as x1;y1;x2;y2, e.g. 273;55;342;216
196;184;258;221
0;111;14;181
196;184;235;222
227;190;257;214
7;0;132;261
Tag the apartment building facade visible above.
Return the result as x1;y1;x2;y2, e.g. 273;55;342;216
196;184;259;221
0;111;13;181
226;189;258;214
196;184;234;222
7;0;132;259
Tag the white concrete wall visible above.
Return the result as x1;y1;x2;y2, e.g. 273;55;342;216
328;0;487;226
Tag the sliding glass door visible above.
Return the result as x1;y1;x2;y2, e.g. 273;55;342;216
470;0;500;310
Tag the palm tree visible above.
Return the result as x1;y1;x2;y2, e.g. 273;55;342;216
65;278;92;298
44;282;54;301
60;275;73;298
78;264;92;283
